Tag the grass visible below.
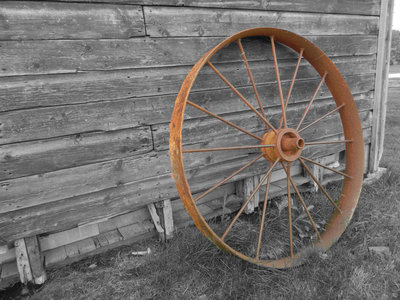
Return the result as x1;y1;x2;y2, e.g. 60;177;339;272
2;87;400;299
389;64;400;74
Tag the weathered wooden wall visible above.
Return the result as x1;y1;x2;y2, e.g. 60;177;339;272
0;0;387;286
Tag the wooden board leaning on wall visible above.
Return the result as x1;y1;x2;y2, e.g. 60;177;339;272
0;35;377;77
25;0;380;16
0;55;376;144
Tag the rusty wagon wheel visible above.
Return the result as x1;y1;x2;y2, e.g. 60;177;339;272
169;28;364;268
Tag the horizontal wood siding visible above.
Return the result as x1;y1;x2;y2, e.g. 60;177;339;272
28;0;381;16
0;0;380;247
144;7;379;37
0;2;145;40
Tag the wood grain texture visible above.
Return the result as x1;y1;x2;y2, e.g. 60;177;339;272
0;74;374;181
21;0;380;15
0;129;371;242
153;95;373;150
0;1;145;40
0;35;377;76
144;7;379;37
0;56;376;145
0;53;376;113
0;127;152;180
0;104;372;215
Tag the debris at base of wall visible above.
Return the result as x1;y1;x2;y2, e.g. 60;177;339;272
131;248;151;256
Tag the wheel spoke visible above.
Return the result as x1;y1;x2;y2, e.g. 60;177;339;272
299;158;343;215
194;153;264;203
187;100;263;141
298;104;345;133
183;144;275;153
279;48;304;129
296;73;328;131
255;171;272;259
305;140;352;146
237;39;266;119
207;61;277;133
300;156;351;178
270;36;287;128
221;159;279;240
287;162;294;257
281;162;321;241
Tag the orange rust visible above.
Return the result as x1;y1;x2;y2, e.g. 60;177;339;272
169;27;364;269
261;128;304;162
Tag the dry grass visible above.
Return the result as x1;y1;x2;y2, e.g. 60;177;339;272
2;87;400;299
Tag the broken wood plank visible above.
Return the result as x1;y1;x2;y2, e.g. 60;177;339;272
0;2;144;40
147;203;164;239
24;236;46;285
144;7;379;37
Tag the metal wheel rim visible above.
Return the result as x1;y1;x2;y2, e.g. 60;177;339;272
169;27;364;268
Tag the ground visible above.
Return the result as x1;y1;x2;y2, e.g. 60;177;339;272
1;84;400;300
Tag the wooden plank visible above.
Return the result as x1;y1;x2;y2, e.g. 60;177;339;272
0;2;144;40
117;220;154;240
44;230;156;269
0;73;375;147
0;246;16;265
236;176;257;214
153;95;373;150
171;182;235;212
0;127;372;242
0;35;378;76
14;238;32;284
0;127;152;181
31;0;381;15
369;0;395;173
0;99;372;215
0;101;372;215
39;223;100;252
162;200;174;239
98;208;150;233
42;246;67;266
25;236;46;285
1;261;18;279
147;203;164;237
65;239;97;258
144;7;379;37
0;64;375;114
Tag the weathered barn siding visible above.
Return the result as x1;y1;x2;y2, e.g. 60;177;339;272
0;0;390;286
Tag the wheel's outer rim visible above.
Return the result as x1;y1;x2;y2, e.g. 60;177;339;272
169;27;364;268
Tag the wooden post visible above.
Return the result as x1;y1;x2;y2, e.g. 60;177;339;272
369;0;395;173
15;236;47;285
25;236;47;284
15;239;33;284
148;199;174;241
237;175;260;214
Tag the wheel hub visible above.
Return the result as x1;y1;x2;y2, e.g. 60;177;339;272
261;128;305;162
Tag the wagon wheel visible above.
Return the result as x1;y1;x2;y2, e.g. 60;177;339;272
169;28;364;268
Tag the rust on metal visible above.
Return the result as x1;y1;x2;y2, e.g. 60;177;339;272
169;27;364;268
